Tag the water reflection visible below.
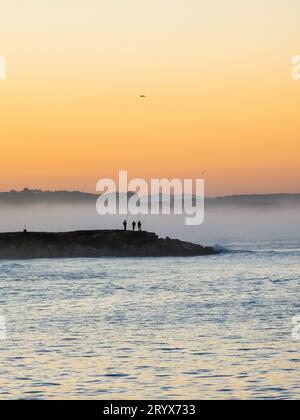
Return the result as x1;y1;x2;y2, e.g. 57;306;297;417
0;240;300;399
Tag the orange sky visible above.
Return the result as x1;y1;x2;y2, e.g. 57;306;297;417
0;0;300;196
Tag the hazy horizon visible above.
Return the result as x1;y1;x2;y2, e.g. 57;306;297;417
1;202;299;244
1;187;300;199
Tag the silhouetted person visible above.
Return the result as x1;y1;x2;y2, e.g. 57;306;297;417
132;221;136;231
123;220;127;231
138;221;142;231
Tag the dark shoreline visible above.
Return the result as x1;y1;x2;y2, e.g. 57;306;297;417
0;230;217;259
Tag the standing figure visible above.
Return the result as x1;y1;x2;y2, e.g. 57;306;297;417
132;221;136;231
123;220;127;231
138;221;142;231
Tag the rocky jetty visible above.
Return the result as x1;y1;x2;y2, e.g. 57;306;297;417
0;230;217;259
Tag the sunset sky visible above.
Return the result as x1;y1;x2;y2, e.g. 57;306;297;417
0;0;300;196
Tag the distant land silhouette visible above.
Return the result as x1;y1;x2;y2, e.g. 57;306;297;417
0;189;300;208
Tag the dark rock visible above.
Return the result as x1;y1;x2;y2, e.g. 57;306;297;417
0;230;217;259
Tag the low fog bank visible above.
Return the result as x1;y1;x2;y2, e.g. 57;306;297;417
0;203;300;244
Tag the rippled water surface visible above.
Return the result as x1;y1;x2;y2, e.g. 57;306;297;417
0;240;299;399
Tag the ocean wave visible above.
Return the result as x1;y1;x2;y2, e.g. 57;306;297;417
213;244;254;255
213;243;300;257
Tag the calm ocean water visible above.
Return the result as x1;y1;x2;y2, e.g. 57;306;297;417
0;239;299;400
